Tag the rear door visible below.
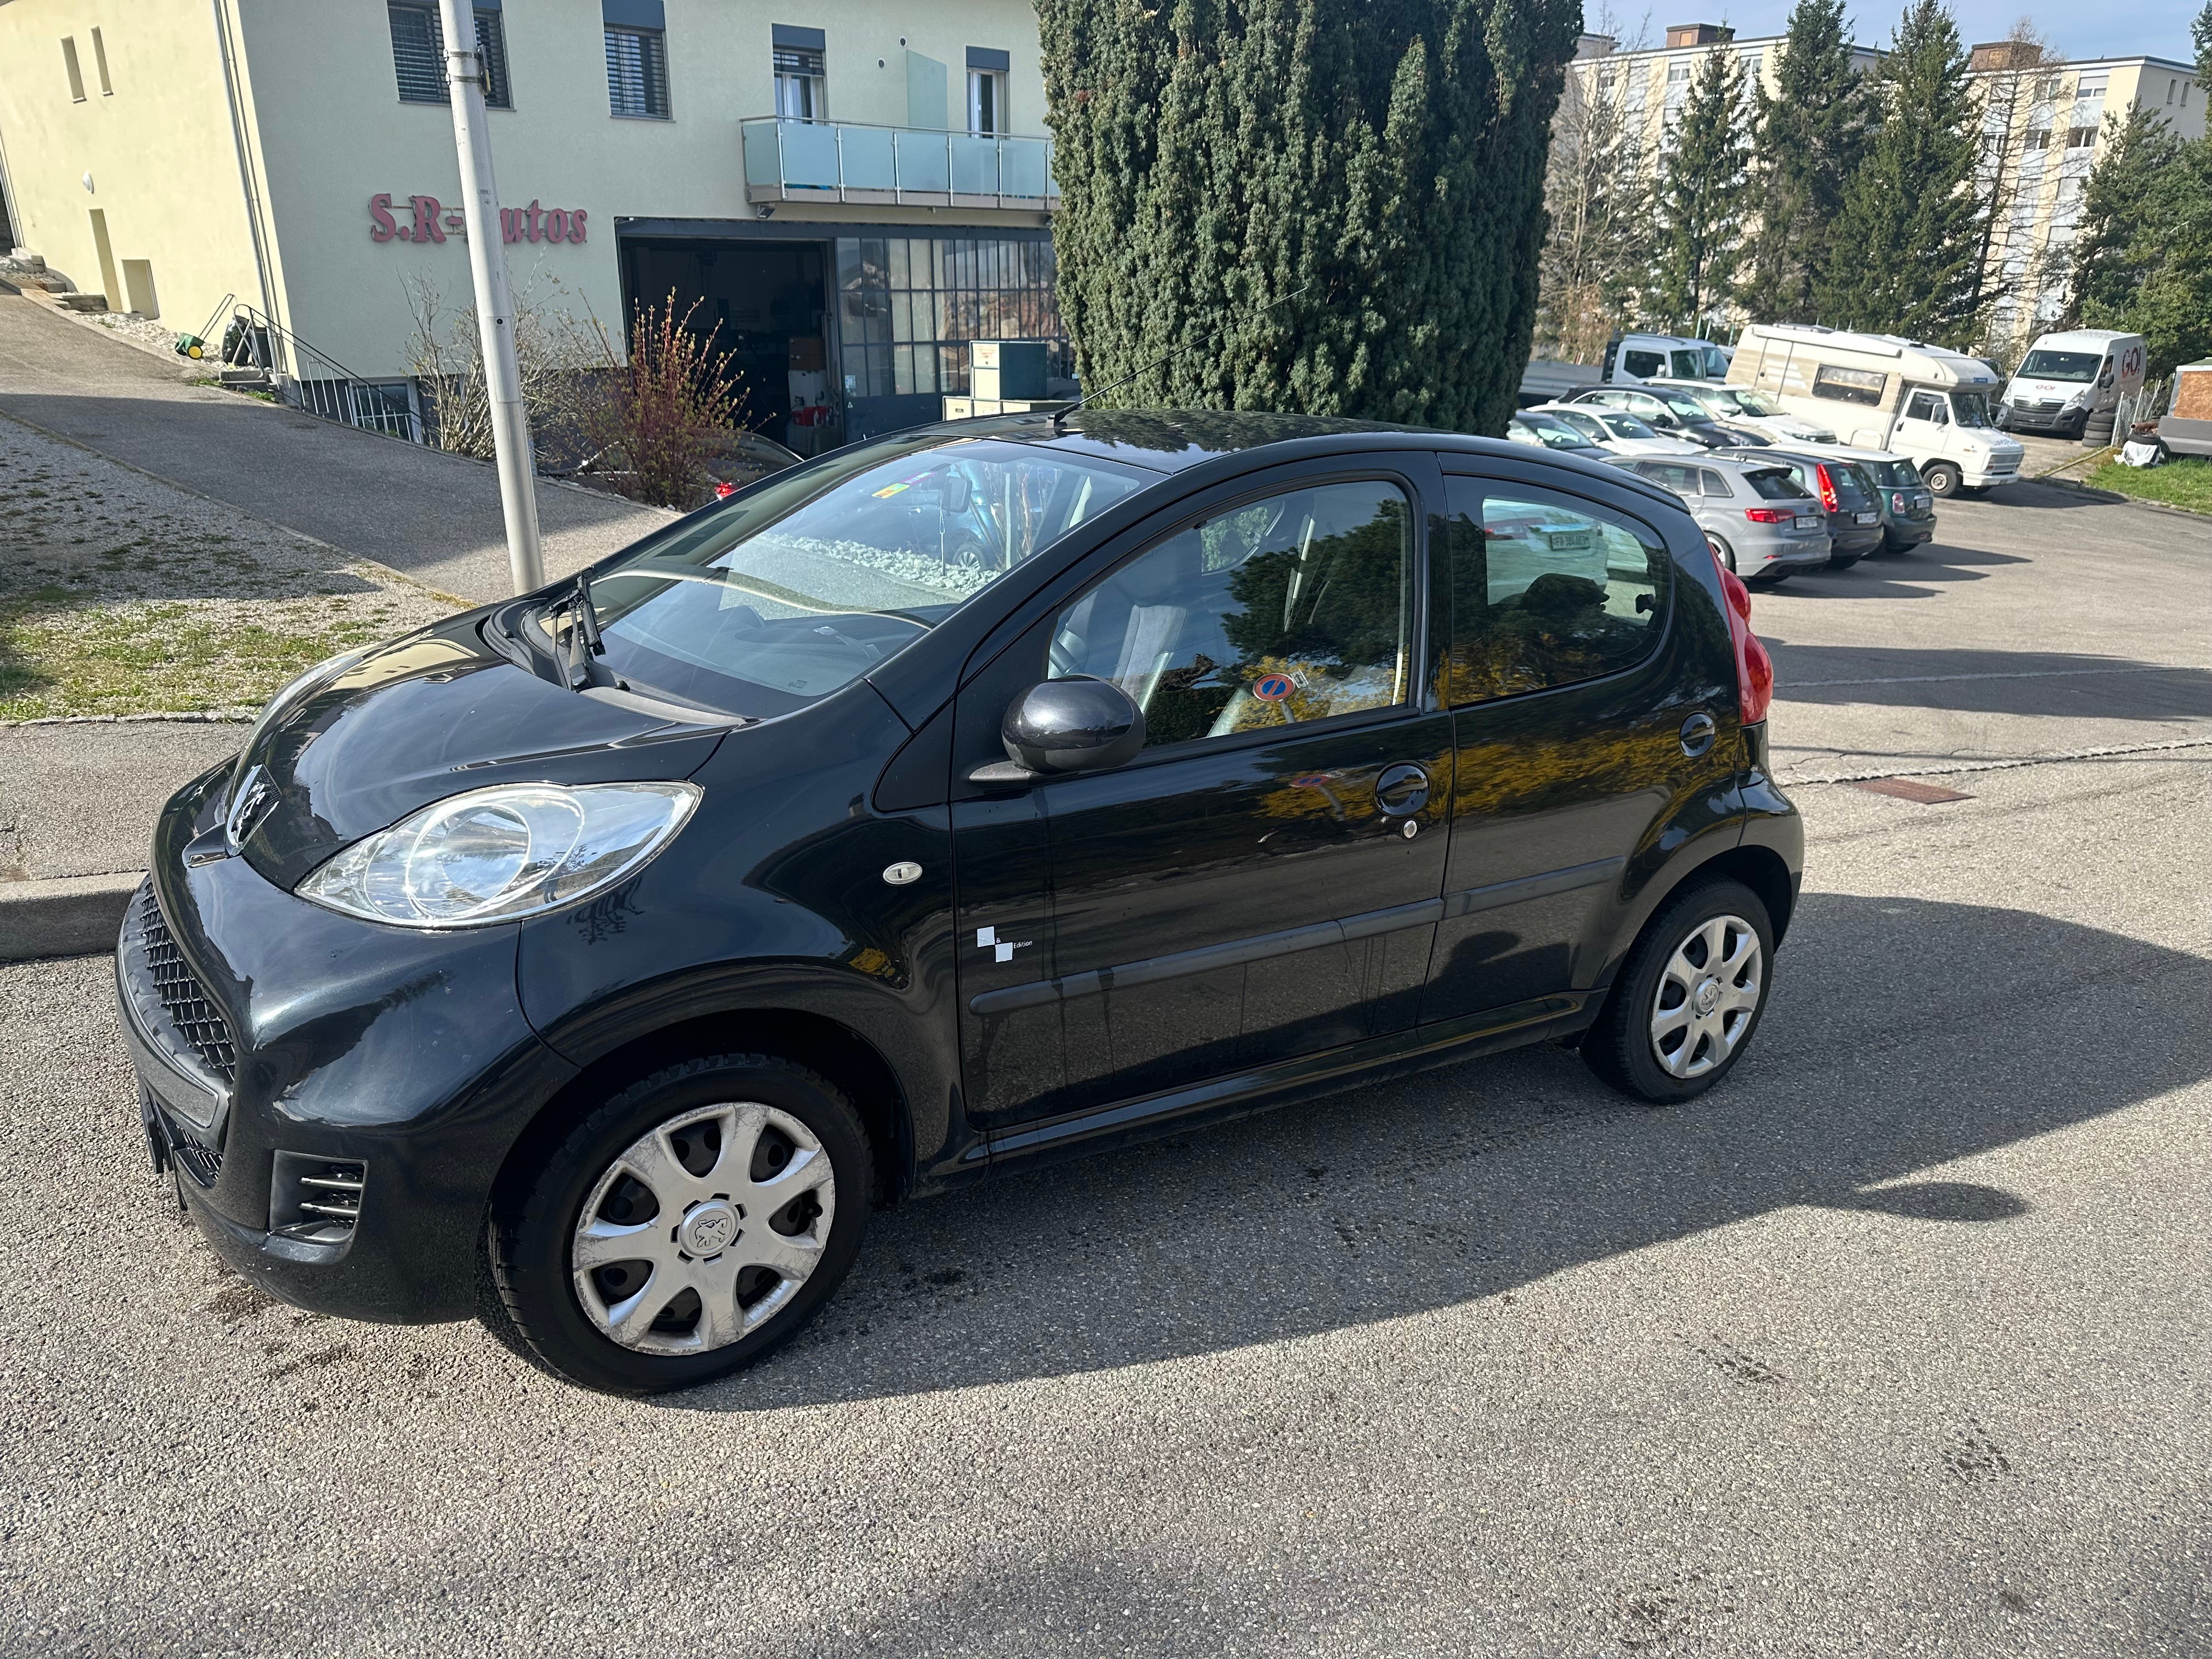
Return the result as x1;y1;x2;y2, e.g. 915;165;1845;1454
1422;468;1735;1024
950;456;1454;1127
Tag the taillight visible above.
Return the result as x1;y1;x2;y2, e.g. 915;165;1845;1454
1890;490;1909;512
714;481;737;499
1743;507;1790;524
1714;564;1774;726
1814;465;1839;511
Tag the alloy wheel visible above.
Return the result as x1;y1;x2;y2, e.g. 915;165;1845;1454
1649;913;1763;1079
570;1101;837;1356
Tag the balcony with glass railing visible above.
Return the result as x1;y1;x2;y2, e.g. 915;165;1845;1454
741;118;1058;210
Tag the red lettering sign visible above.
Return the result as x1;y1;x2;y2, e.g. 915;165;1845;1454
373;193;587;245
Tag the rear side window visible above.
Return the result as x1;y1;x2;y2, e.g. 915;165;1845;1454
1049;481;1413;748
1744;469;1805;501
1441;478;1669;707
1624;349;1666;378
1814;365;1888;405
1635;461;1700;494
1873;459;1922;487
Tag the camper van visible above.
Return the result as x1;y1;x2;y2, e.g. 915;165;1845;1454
1998;329;2146;440
1726;324;2024;496
1605;332;1732;385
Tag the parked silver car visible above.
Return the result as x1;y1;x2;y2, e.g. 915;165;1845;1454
1622;456;1830;582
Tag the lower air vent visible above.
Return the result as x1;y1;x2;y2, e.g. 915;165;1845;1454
270;1152;366;1246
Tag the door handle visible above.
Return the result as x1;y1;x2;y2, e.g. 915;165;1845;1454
1679;713;1717;757
1375;763;1430;816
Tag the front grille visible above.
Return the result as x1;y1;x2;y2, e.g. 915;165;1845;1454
135;889;237;1083
272;1154;366;1244
172;1138;223;1188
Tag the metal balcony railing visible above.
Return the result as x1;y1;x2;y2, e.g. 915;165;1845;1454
741;117;1058;209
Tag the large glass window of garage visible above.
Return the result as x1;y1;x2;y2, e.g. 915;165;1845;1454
833;235;1069;399
1441;477;1669;706
389;1;512;109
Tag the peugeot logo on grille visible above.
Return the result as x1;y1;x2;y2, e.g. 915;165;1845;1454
225;767;276;851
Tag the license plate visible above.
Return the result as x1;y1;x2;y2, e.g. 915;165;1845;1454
1795;515;1822;530
1914;493;1933;510
1854;511;1878;525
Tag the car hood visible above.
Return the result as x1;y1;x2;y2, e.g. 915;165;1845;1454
233;612;733;892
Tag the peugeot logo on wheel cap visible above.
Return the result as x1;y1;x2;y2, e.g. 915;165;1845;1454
679;1203;739;1257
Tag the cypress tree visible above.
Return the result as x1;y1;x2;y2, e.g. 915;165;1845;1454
1816;0;1987;346
1648;43;1750;334
1745;0;1873;320
1039;0;1583;434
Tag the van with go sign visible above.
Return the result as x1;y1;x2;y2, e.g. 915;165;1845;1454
1726;324;2024;498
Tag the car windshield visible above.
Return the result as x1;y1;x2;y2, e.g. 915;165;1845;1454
2018;349;2102;382
1743;469;1807;502
1825;464;1874;506
1951;392;1996;427
1550;410;1612;442
1721;389;1783;416
557;437;1149;718
1511;414;1596;450
1656;392;1713;421
1599;411;1661;439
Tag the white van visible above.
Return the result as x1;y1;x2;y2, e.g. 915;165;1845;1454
1999;329;2147;439
1605;332;1731;385
1726;324;2025;496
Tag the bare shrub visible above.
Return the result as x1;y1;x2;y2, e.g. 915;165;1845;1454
402;274;607;469
577;295;754;511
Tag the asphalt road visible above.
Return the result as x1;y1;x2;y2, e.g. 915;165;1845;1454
3;460;2210;1655
0;287;669;602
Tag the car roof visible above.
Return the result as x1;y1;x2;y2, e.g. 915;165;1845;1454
1641;454;1807;482
872;407;1694;515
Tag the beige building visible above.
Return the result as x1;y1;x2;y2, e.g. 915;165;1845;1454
0;0;1064;445
1564;23;2205;343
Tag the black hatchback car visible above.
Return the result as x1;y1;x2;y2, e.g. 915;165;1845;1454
118;411;1801;1395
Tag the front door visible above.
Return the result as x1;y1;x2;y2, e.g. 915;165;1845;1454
952;465;1452;1127
1421;469;1729;1024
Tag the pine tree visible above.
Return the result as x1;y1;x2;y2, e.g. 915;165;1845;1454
1745;0;1873;320
2061;107;2182;330
1039;0;1583;433
1649;43;1750;333
1816;0;1987;346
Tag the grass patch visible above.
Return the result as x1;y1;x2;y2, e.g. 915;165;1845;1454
0;593;396;720
2084;456;2212;515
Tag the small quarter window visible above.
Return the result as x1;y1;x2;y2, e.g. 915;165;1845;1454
1698;469;1730;496
1442;479;1669;706
1049;482;1414;748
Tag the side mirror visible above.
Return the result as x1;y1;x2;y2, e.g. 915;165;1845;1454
969;676;1145;786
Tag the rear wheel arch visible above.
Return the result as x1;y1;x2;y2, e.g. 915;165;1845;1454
1597;839;1799;994
495;1008;913;1213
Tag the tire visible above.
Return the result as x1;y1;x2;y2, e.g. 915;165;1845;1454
486;1053;874;1396
1583;877;1776;1105
1921;461;1963;498
1705;534;1736;574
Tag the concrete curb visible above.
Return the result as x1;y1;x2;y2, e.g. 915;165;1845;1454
0;871;143;963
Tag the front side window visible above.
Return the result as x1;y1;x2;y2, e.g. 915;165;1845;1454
1443;479;1668;706
775;43;826;119
606;25;670;117
1624;349;1666;379
390;3;512;108
1047;482;1413;748
1904;391;1947;425
571;438;1147;718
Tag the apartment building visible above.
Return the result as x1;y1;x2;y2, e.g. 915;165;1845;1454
1564;24;2204;340
0;0;1064;446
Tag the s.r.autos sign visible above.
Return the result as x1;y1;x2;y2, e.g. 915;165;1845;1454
369;193;589;245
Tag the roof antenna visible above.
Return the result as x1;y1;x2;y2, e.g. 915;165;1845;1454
1050;281;1318;435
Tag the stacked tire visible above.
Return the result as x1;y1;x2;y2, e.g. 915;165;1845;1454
2083;410;2117;447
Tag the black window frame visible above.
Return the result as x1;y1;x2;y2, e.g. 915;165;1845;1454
388;2;513;110
605;22;671;119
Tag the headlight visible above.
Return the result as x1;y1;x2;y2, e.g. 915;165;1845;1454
296;782;701;927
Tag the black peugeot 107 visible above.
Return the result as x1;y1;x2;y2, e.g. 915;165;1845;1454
117;411;1801;1396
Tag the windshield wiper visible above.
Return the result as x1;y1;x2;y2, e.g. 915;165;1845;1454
554;574;603;690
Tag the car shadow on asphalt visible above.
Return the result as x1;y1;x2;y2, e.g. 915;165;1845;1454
1764;540;2028;600
1762;643;2212;721
675;891;2210;1412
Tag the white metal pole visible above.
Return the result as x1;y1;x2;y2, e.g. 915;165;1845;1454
439;0;544;594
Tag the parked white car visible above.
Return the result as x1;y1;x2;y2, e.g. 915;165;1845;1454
1526;402;1707;456
1641;379;1838;446
1998;329;2146;441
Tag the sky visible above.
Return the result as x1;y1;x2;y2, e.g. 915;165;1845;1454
1599;0;2200;63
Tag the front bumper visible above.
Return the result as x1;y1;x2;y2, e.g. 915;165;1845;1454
1962;455;2023;488
115;767;578;1324
2003;405;2085;435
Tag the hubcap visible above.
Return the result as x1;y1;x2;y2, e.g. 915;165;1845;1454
571;1102;837;1357
1650;913;1762;1080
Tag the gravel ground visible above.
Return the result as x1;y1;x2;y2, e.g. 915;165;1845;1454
0;420;455;720
0;755;2207;1657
